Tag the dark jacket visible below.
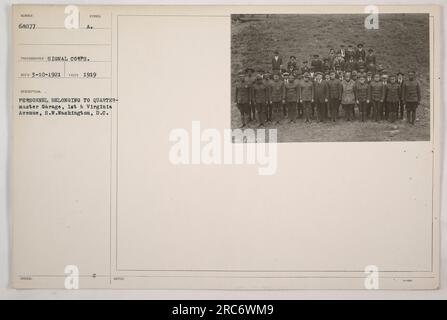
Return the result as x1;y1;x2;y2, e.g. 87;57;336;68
271;56;283;71
354;82;370;102
284;82;299;102
369;81;385;101
270;80;284;102
365;54;376;66
252;82;268;104
345;60;358;72
311;59;323;73
235;81;251;104
402;80;421;103
314;80;328;102
385;83;401;103
327;78;342;100
300;80;314;101
356;49;366;61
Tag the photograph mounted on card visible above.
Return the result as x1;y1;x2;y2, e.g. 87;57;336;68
10;5;441;290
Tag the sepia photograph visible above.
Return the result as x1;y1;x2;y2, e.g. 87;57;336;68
231;14;430;142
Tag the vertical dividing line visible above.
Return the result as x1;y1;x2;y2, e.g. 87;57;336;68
109;11;113;285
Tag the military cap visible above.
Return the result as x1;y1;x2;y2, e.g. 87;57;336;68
282;72;290;77
315;71;323;76
357;43;364;48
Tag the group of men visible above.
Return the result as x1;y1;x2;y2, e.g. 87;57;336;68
235;44;422;128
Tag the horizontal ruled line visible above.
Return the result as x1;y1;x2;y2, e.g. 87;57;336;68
18;60;111;63
18;43;111;46
33;27;111;30
17;77;111;79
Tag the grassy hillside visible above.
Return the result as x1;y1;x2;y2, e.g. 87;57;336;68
231;14;430;142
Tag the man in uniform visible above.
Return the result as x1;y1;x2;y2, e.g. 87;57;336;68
314;72;329;122
354;74;370;122
235;70;252;128
341;71;356;121
327;71;342;122
244;67;256;122
397;71;405;120
369;73;385;121
252;74;269;127
324;72;331;118
284;74;300;123
402;71;421;125
384;74;401;123
263;72;273;124
365;71;373;118
269;73;285;124
382;74;389;119
311;54;323;73
300;72;314;123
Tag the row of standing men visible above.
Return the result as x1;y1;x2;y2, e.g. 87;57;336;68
235;68;422;127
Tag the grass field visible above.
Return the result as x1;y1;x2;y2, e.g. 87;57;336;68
231;14;430;142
